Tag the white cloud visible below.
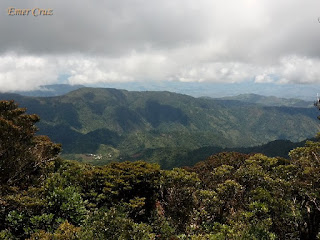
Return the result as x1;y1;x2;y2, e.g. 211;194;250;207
254;74;274;84
253;56;320;84
0;54;58;92
279;56;320;84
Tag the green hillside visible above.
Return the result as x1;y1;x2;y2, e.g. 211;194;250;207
0;88;319;167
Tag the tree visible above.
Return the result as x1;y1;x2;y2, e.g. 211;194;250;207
288;141;320;240
0;100;61;187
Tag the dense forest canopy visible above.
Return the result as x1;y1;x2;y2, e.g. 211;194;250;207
1;100;320;239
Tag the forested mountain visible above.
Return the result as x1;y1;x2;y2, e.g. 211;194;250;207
0;87;319;167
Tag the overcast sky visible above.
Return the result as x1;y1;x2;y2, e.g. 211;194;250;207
1;0;320;91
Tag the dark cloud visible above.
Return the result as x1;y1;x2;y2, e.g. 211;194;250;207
0;0;212;55
1;0;320;91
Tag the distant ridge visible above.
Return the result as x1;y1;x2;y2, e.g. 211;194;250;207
212;93;313;108
14;84;85;97
10;84;313;108
6;82;320;100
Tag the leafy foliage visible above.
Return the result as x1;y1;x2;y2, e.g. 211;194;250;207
0;100;61;187
2;99;320;239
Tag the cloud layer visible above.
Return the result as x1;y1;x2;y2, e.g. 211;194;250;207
1;0;320;91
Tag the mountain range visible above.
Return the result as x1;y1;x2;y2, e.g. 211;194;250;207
0;87;319;168
5;82;320;100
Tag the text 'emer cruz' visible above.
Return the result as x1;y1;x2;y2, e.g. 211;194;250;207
7;7;53;16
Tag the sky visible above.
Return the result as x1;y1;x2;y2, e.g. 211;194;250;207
1;0;320;93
